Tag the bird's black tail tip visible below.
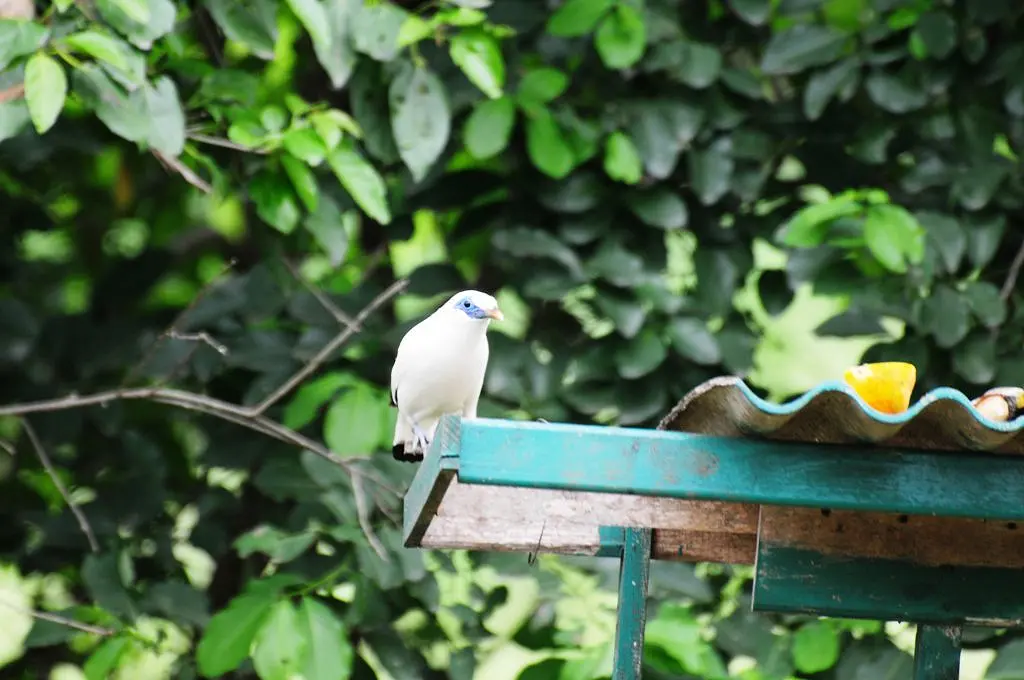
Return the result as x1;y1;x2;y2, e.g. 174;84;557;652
392;443;424;463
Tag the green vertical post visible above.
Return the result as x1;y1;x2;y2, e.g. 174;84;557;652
913;625;962;680
612;528;652;680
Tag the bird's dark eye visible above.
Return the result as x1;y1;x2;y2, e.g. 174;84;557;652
462;300;472;308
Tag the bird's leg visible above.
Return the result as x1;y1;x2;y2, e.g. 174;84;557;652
411;422;431;453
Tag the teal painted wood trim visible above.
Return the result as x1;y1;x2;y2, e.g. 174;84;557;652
450;416;1024;521
753;545;1024;625
402;417;461;548
598;526;625;557
613;528;652;680
914;626;961;680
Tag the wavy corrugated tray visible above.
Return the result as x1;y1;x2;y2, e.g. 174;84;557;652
659;376;1024;454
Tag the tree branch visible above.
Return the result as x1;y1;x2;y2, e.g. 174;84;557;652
0;599;114;637
1002;238;1024;301
249;278;407;416
21;419;99;553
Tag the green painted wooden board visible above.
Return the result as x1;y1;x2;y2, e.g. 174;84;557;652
441;416;1024;521
753;545;1024;625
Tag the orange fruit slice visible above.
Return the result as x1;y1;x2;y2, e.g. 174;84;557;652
842;362;917;414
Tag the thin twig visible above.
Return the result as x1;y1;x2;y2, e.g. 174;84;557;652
167;331;228;355
352;472;388;560
22;419;100;553
282;259;360;332
187;132;268;154
0;439;14;457
249;279;407;416
0;599;114;637
122;259;236;388
1002;238;1024;300
0;83;24;104
152;150;213;193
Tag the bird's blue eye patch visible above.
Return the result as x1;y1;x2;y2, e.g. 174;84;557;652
455;296;489;319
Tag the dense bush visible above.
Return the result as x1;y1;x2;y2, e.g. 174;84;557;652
2;0;1024;677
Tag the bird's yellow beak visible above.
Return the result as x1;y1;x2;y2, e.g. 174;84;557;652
486;307;504;321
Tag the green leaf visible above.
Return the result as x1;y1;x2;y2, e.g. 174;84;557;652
687;139;733;206
603;131;642;184
305;200;353;268
298;598;355;680
62;30;129;71
252;600;308;680
285;0;331;49
668;317;721;365
24;53;67;134
792;621;840;673
730;0;770;25
525;109;574;179
313;0;357;89
0;20;46;71
779;198;861;247
546;0;612;37
82;553;134;617
96;0;175;50
676;41;722;89
761;25;849;75
327;141;392;224
517;67;568;108
283;127;327;165
84;637;131;680
235;525;316;563
953;333;996;384
450;28;504;99
964;281;1006;328
965;215;1005;269
283;372;351;429
397;15;433;47
628;100;703;179
109;0;149;25
804;58;859;120
925;284;970;349
627;189;688;229
196;593;276;677
615;329;667;379
324;383;385;456
389;64;451;182
204;0;278;59
919;211;965;274
251;171;301;234
913;11;957;59
352;2;407;62
865;72;927;113
143;76;185;156
463;96;515;160
280;154;319;213
594;5;646;70
863;204;924;273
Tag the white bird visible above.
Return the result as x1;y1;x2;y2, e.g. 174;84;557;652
390;290;503;462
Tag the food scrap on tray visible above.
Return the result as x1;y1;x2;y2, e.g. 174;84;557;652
842;362;917;414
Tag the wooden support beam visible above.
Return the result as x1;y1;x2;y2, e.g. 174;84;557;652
612;528;652;680
914;626;961;680
753;506;1024;624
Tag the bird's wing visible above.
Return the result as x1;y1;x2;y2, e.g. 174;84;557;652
461;338;489;419
390;318;430;409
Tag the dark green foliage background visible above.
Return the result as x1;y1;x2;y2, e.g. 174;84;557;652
1;0;1023;677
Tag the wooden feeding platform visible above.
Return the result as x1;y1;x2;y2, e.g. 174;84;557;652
402;376;1024;680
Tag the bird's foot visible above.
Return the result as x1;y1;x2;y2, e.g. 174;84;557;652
412;424;431;455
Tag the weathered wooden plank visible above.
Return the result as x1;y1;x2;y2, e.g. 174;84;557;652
653;529;755;565
430;476;757;533
758;506;1024;568
752;544;1024;624
914;626;961;680
613;528;651;680
453;416;1024;520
